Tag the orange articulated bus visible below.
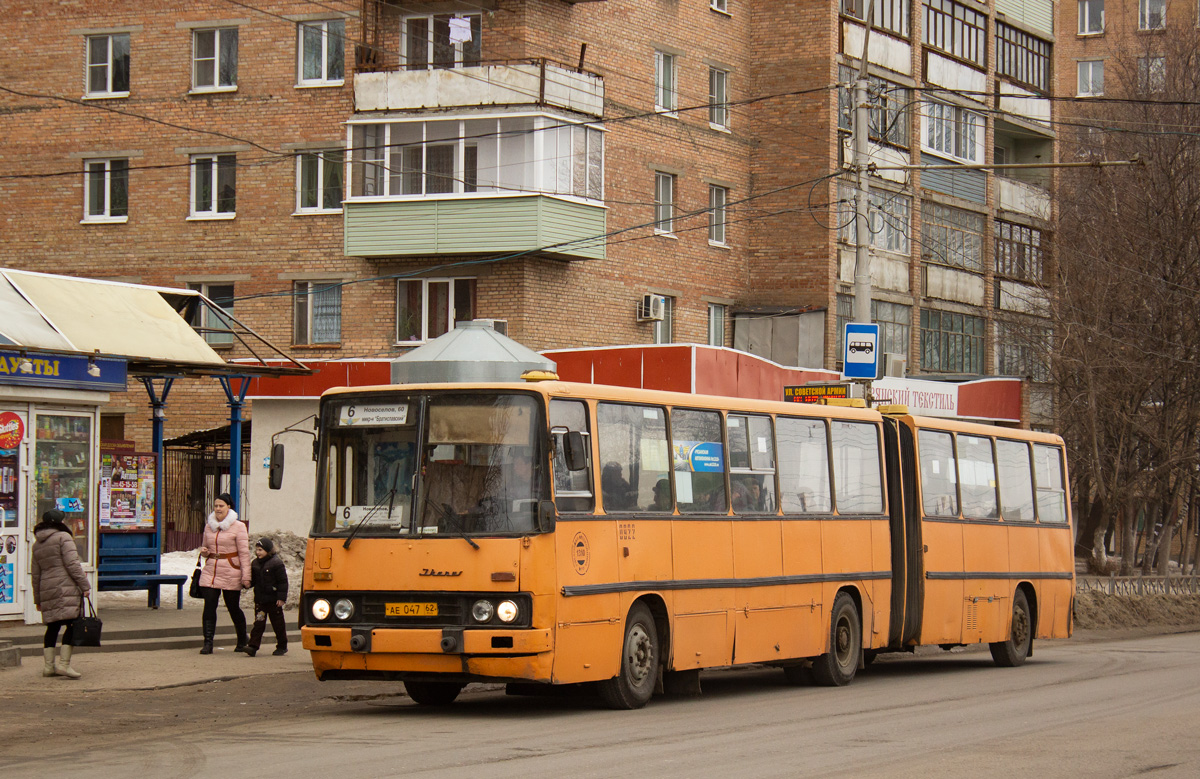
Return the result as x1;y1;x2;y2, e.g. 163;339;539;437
288;379;1073;709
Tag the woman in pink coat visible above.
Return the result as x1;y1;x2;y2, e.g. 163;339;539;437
197;493;251;654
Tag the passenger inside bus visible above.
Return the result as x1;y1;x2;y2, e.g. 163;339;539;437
650;478;672;511
601;462;637;510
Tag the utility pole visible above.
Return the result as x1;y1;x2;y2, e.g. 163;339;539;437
852;5;874;328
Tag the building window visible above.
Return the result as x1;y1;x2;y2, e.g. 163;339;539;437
1079;0;1105;34
86;33;130;96
396;278;476;343
838;66;911;147
996;24;1051;93
838;183;911;254
187;282;235;346
402;13;481;70
922;202;984;270
350;118;602;201
653;296;675;344
654;172;676;234
298;20;345;85
841;0;910;38
996;322;1051;382
654;50;678;114
83;159;128;222
191;154;236;217
708;303;726;346
1078;60;1104;96
923;102;984;163
837;296;912;358
709;185;728;244
995;220;1044;282
294;281;341;345
297;150;344;212
709;67;729;128
1139;0;1165;30
193;28;238;90
711;0;729;13
920;309;985;374
924;0;986;68
1138;56;1166;93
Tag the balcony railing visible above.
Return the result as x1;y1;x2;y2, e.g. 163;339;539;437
995;177;1049;220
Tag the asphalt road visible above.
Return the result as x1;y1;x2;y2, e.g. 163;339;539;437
2;632;1198;778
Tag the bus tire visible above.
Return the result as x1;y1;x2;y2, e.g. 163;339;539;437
812;592;861;687
598;603;659;710
990;589;1032;667
405;680;465;706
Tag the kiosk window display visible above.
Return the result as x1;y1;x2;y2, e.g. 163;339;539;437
34;413;94;562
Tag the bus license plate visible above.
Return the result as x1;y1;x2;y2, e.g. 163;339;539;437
386;602;438;617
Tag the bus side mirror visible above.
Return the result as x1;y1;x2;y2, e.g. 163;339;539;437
564;431;587;472
537;500;557;533
268;443;285;490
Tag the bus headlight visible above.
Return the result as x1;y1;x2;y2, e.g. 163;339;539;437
471;600;494;623
497;600;519;623
311;598;331;621
333;599;355;620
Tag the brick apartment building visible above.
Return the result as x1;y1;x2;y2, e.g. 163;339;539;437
0;0;1058;449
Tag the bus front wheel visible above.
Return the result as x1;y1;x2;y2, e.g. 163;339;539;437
990;589;1032;667
598;603;659;709
405;680;464;706
812;592;861;687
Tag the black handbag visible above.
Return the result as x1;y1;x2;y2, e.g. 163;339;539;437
189;553;204;599
71;596;102;647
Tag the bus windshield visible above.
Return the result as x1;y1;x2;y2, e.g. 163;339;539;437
313;391;544;537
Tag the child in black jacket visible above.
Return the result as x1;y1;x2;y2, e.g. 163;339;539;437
247;538;289;657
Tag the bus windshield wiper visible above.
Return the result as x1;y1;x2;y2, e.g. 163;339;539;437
344;464;402;549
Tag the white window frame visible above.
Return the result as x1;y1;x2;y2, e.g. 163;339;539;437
395;277;477;344
654;50;678;115
187;282;236;346
192;27;238;92
85;33;130;97
1078;0;1105;35
294;280;342;345
708;184;728;245
401;13;482;70
189;154;236;220
922;102;984;163
297;19;345;86
708;303;726;346
709;67;730;129
1138;56;1166;93
711;0;730;13
296;149;344;214
838;183;911;254
654;172;676;235
1139;0;1165;30
1077;60;1104;97
82;158;129;224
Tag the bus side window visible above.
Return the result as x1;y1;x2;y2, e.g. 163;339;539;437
673;408;727;514
958;434;998;519
549;399;594;512
597;402;669;513
996;439;1035;521
831;421;884;515
777;417;831;514
729;414;777;513
918;429;958;517
1034;444;1067;523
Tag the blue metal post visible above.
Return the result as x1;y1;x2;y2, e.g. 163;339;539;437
219;376;251;512
140;377;174;558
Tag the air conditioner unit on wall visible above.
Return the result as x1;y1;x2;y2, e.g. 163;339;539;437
637;294;666;322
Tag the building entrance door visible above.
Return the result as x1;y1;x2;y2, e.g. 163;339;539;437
0;409;28;617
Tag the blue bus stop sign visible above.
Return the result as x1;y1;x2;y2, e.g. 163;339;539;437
842;323;880;380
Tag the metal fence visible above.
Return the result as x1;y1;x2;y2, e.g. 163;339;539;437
1077;574;1200;596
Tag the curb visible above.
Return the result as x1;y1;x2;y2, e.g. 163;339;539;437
9;628;301;657
0;640;19;668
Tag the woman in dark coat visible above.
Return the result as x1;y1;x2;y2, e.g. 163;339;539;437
31;509;90;679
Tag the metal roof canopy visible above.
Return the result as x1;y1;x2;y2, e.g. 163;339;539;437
391;320;556;383
0;268;308;378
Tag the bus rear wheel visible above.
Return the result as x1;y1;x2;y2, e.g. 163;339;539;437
405;680;465;706
812;592;861;687
990;589;1032;667
598;603;659;709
